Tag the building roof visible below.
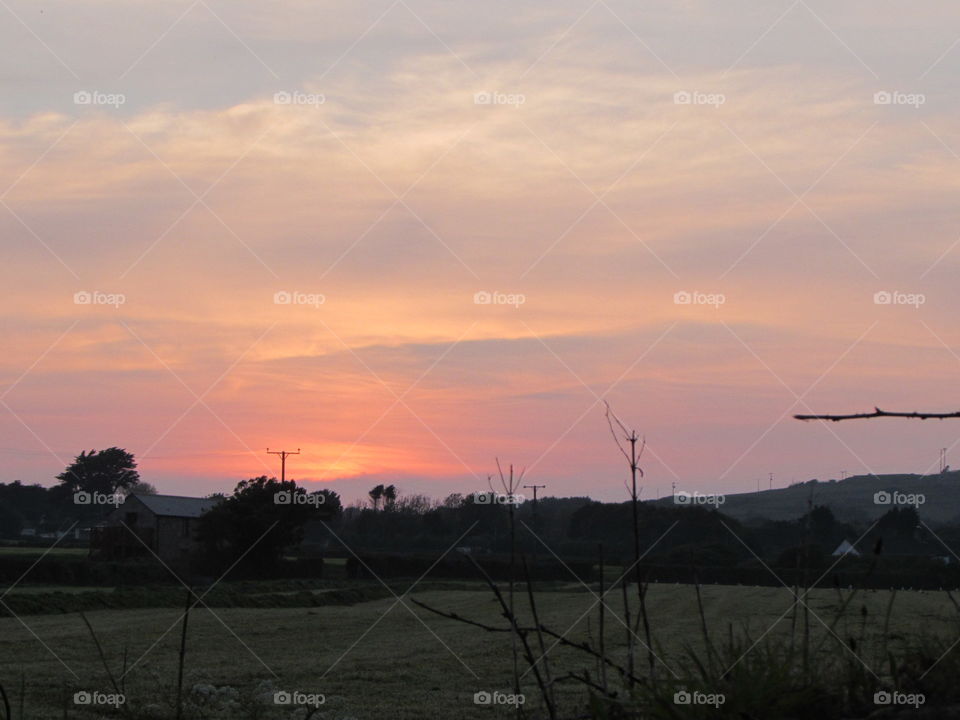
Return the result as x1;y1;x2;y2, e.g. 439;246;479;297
832;539;861;557
130;494;217;518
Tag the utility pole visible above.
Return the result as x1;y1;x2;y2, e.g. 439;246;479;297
841;470;847;481
266;448;300;482
940;448;947;473
769;473;773;490
522;484;546;509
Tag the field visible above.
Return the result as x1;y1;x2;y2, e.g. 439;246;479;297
0;546;88;557
2;580;956;718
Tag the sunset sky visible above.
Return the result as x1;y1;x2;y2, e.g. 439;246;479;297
3;1;960;504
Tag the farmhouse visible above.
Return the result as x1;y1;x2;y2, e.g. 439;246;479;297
91;493;217;565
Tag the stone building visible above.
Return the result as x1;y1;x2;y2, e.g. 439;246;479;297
92;493;217;565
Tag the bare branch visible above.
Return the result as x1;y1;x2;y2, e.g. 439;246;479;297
604;402;633;466
411;598;514;633
795;407;960;422
410;598;647;686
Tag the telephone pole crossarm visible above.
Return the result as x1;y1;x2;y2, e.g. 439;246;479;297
266;448;301;483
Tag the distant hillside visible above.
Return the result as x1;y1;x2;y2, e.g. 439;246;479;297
653;471;960;525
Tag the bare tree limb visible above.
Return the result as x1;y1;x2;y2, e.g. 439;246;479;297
794;407;960;422
410;598;648;685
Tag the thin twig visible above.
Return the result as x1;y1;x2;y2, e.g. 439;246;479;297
79;613;122;697
523;556;556;719
175;587;192;720
0;678;10;720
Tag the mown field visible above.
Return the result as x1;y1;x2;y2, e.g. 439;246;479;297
2;580;957;719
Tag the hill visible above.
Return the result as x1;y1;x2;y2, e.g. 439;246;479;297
653;470;960;525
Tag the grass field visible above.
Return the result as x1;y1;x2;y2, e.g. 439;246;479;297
2;581;956;718
0;546;88;556
1;584;103;595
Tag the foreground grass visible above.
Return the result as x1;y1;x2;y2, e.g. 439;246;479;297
1;582;957;718
0;546;87;556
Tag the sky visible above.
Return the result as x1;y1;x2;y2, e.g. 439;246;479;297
3;1;960;505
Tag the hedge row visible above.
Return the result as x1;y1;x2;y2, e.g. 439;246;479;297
345;552;597;581
0;583;394;618
0;555;326;585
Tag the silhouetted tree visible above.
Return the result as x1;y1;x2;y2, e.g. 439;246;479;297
0;481;51;537
368;484;384;511
383;484;397;510
53;448;140;497
806;505;837;541
127;482;159;496
196;476;341;574
47;448;141;525
877;506;920;539
442;493;464;508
